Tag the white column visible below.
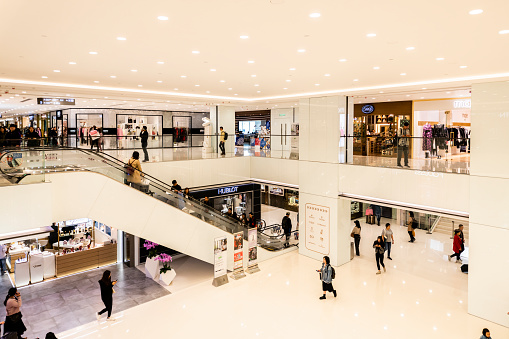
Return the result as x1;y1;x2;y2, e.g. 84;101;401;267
298;95;352;267
210;105;235;154
469;81;509;327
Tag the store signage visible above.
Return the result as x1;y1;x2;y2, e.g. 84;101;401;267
218;186;239;195
305;203;330;255
361;104;375;114
213;236;228;278
56;110;63;119
37;98;75;105
279;113;286;117
247;228;259;273
453;100;471;109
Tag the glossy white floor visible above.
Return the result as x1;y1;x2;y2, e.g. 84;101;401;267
58;218;509;338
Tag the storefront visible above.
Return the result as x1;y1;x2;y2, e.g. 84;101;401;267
234;110;271;149
412;98;471;160
117;114;163;149
261;185;299;213
353;101;412;157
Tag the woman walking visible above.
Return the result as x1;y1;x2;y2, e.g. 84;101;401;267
449;229;462;263
316;256;336;299
351;220;361;256
373;236;386;274
407;211;416;243
96;270;117;321
3;287;27;339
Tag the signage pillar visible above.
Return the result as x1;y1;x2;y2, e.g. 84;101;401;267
230;232;246;280
212;236;229;287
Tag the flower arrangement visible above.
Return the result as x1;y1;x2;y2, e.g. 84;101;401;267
155;253;173;274
143;240;159;259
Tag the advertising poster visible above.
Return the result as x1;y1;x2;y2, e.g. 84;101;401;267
248;228;257;265
231;232;246;279
213;236;227;279
305;203;330;255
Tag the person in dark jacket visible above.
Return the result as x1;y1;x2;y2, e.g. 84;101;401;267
96;270;117;321
316;256;336;299
247;212;256;228
448;229;462;263
203;196;213;208
351;220;361;256
48;126;58;146
0;126;6;147
373;236;386;274
282;212;292;247
6;125;22;147
140;126;149;162
480;328;491;339
226;207;237;220
45;332;58;339
25;126;40;147
171;180;182;193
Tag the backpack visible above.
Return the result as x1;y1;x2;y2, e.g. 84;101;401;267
223;132;228;140
330;265;336;279
412;219;418;229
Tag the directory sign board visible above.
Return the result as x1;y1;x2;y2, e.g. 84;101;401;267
37;98;75;105
305;203;330;255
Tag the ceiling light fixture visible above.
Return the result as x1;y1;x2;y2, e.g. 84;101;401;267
254;84;259;87
138;85;142;87
286;79;291;82
251;75;256;77
353;79;359;81
157;61;164;64
297;49;306;53
339;59;347;62
309;13;321;18
157;16;169;21
289;68;296;71
460;65;467;68
210;69;216;72
110;75;116;78
366;33;376;37
41;76;48;79
499;30;509;35
469;9;483;15
315;84;320;86
89;51;98;55
283;88;288;90
191;51;200;54
406;47;415;50
248;60;255;64
157;80;163;83
240;35;249;39
181;75;187;78
195;85;200;87
69;62;76;65
117;37;127;41
400;73;406;76
53;70;60;73
131;69;137;72
324;74;331;77
93;81;99;83
219;80;225;83
436;57;445;61
373;66;380;70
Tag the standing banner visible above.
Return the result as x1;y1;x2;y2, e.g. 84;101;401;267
231;232;246;280
212;236;229;287
247;228;260;274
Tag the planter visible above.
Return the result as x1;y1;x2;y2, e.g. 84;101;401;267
159;269;176;285
145;257;160;280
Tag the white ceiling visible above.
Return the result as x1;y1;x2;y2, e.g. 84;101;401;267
0;0;507;114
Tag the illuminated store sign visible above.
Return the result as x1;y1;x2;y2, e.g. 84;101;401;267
453;100;471;109
218;186;239;195
37;98;75;105
361;104;375;114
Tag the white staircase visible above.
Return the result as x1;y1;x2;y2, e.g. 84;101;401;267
433;217;469;240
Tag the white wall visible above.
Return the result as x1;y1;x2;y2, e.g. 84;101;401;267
468;81;509;327
249;157;299;186
271;108;295;152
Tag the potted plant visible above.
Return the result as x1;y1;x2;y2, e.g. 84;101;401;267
156;253;176;285
143;240;160;280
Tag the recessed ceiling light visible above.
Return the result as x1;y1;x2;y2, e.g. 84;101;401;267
406;94;410;97
499;30;509;35
240;35;249;39
228;88;232;90
219;80;225;83
210;69;216;72
157;61;165;64
251;75;256;77
353;79;359;81
41;76;48;78
248;60;255;64
373;66;380;70
372;97;376;99
191;51;200;54
157;80;163;83
400;73;406;76
436;57;445;61
174;88;179;90
289;68;296;71
286;79;291;82
131;69;137;72
234;94;238;96
315;83;320;86
297;49;306;53
181;75;187;78
324;74;331;77
195;85;200;87
138;85;142;87
53;70;60;72
422;87;427;89
469;9;483;15
89;51;98;55
94;81;99;83
117;37;127;41
406;47;415;50
206;91;210;94
421;97;425;99
257;91;261;93
309;13;321;18
366;33;376;37
254;84;259;87
69;62;76;65
339;59;347;62
22;91;26;94
379;91;384;93
460;65;467;68
157;16;169;21
283;88;288;90
110;75;116;78
446;91;451;94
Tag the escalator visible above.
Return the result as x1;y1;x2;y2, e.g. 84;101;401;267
0;147;246;267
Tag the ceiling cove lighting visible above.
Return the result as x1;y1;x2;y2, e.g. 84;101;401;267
297;49;306;53
469;9;483;15
366;33;376;37
406;47;415;50
240;35;249;39
117;37;127;41
309;13;321;18
499;30;509;35
157;16;169;21
69;62;76;65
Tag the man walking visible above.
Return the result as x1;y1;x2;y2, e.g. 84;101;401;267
282;212;292;247
140;126;149;162
0;243;8;275
219;126;226;156
397;121;410;167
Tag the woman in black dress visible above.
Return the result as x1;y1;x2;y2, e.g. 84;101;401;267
96;270;117;321
3;287;27;339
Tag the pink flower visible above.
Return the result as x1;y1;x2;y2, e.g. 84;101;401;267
155;253;173;263
143;240;158;250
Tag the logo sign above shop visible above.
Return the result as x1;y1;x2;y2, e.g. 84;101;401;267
37;98;75;105
453;100;471;109
361;104;375;114
218;186;239;195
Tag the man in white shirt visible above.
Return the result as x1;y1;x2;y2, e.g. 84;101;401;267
0;244;8;275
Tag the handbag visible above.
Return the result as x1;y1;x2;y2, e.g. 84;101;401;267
365;208;373;216
125;159;135;176
350;232;355;238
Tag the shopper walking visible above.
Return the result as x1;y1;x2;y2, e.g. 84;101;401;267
3;287;27;339
219;126;226;156
407;211;416;243
126;151;144;187
373;236;386;274
140;126;149;162
282;212;292;247
351;220;361;256
96;270;117;322
397;121;410;167
89;126;100;151
480;328;492;339
0;243;8;275
381;223;394;260
458;224;465;254
449;230;463;263
0;126;6;147
316;256;336;299
25;126;40;147
373;205;382;226
6;124;22;147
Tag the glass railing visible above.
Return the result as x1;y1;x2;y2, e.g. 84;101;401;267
0;147;246;235
340;135;470;174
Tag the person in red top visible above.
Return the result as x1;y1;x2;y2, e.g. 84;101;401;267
448;230;462;263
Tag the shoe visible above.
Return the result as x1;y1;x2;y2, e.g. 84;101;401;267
96;313;101;321
106;317;116;321
333;290;337;298
142;160;148;162
397;164;403;167
388;257;392;260
405;165;410;168
383;267;386;272
319;295;326;300
457;260;462;264
448;256;451;262
376;271;381;275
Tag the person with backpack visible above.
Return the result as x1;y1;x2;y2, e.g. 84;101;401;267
373;236;386;274
407;211;416;243
126;151;144;187
316;256;336;299
449;229;463;263
219;126;227;156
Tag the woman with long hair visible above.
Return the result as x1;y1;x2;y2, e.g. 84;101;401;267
3;287;27;338
96;270;117;321
407;211;416;243
316;256;336;300
373;236;386;274
351;220;361;256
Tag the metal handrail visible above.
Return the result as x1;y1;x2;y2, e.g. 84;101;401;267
428;216;441;234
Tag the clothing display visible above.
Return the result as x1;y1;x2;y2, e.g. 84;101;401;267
422;124;470;155
173;128;188;143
